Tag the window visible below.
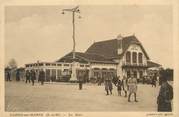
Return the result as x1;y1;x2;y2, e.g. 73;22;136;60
51;69;56;77
94;68;100;70
46;63;50;66
127;71;130;78
57;70;62;78
138;53;143;64
52;64;56;66
132;52;137;63
39;63;44;66
57;64;62;66
126;51;131;63
102;68;107;70
94;72;100;78
80;65;84;67
63;69;70;75
139;71;143;79
133;71;137;78
64;64;69;66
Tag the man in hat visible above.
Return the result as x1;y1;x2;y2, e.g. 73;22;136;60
6;70;11;81
30;69;36;86
127;73;138;102
157;77;173;112
104;73;113;95
115;76;122;96
16;69;20;81
39;69;45;85
25;70;31;83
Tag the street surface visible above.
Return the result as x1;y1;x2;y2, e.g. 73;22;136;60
5;81;160;112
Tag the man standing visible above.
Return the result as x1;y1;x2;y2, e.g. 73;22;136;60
115;76;122;96
25;70;31;83
122;76;128;97
78;72;83;90
128;73;138;102
6;70;11;81
108;74;113;95
16;70;20;81
39;69;45;85
104;74;113;95
157;77;173;112
151;76;157;87
30;69;36;86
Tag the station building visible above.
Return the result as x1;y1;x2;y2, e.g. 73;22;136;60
25;35;161;82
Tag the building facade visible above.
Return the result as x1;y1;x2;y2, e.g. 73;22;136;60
25;35;160;82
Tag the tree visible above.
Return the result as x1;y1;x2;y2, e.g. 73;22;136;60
8;58;18;69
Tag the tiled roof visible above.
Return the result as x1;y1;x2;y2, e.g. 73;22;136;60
85;35;149;59
147;61;161;68
57;52;117;64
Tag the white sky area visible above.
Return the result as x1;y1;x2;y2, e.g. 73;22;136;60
5;5;173;68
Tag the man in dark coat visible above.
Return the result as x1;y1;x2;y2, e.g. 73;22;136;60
16;70;20;81
30;70;36;86
39;69;45;85
151;75;157;87
6;71;11;81
115;76;122;96
157;77;173;112
78;72;83;90
25;70;31;83
104;74;113;95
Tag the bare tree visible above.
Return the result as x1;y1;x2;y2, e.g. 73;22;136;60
8;58;18;69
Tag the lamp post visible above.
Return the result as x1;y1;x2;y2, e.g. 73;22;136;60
62;6;81;81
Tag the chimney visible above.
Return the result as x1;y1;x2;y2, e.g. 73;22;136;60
117;34;123;55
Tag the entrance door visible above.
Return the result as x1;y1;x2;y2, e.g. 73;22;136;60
133;71;137;78
139;71;143;79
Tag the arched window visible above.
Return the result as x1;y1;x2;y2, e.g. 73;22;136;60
126;51;131;63
138;53;143;63
132;52;137;63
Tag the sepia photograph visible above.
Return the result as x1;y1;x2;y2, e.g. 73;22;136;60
1;2;177;115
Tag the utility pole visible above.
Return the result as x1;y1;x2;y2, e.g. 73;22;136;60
62;6;81;81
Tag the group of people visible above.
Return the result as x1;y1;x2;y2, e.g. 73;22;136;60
104;73;173;111
25;69;45;85
107;73;138;102
5;68;173;112
5;70;21;81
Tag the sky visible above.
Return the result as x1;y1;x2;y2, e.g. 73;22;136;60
5;5;173;68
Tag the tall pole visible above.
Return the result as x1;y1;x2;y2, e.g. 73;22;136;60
72;11;75;59
62;6;80;81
